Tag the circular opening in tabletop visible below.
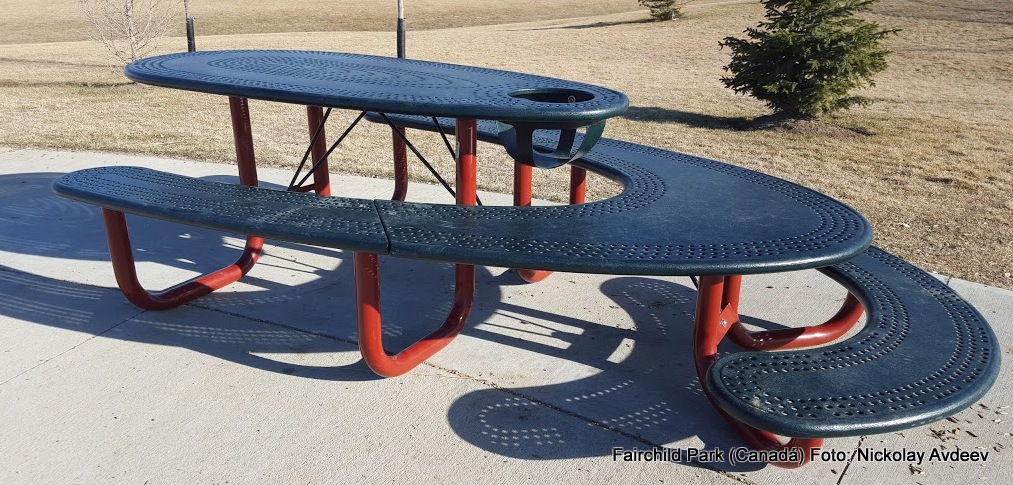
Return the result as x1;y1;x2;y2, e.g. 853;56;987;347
509;88;595;104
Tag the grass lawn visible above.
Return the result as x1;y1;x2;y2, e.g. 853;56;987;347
1;0;1010;289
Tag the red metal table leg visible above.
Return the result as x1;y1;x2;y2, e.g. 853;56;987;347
569;166;587;205
230;96;259;186
512;162;551;282
692;275;823;468
103;209;263;310
513;161;534;207
391;127;409;201
100;96;265;311
717;274;865;350
513;165;587;283
306;106;332;196
354;119;479;376
354;253;475;377
455;118;478;206
727;293;864;350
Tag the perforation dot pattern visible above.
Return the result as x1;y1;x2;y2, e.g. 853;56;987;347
54;167;389;253
374;116;872;275
707;247;999;437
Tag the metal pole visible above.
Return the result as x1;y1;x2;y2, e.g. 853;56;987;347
186;18;196;52
396;0;406;58
184;0;196;52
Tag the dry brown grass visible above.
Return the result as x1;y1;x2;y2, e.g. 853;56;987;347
0;0;1010;289
0;0;643;45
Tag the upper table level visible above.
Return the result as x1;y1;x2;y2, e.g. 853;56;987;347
124;50;629;130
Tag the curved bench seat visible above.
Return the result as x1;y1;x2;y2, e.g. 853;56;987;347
708;247;1000;438
366;114;873;275
54;141;873;277
53;166;389;253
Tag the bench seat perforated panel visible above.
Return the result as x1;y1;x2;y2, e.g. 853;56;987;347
53;167;390;253
368;114;873;275
707;247;1001;437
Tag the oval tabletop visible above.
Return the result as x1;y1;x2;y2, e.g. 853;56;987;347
125;50;629;128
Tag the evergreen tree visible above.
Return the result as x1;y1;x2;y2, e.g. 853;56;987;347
720;0;898;118
639;0;682;21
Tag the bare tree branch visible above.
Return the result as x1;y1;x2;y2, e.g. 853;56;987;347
79;0;181;65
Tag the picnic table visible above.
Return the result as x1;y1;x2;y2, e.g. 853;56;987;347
117;48;630;372
51;49;998;468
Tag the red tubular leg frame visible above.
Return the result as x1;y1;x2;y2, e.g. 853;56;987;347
727;293;864;350
354;253;475;377
513;163;588;283
512;162;552;283
515;269;553;284
354;119;479;376
455;118;478;206
513;162;534;207
229;97;259;186
391;127;409;201
103;210;263;311
693;275;823;468
569;166;587;205
306;106;332;196
100;96;265;311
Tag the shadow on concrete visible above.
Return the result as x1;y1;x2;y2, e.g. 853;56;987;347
0;172;505;382
446;276;775;471
2;170;796;470
0;264;385;381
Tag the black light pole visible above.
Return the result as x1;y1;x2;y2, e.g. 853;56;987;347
397;0;406;58
184;0;196;52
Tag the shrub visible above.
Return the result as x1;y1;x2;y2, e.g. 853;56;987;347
720;0;898;118
639;0;683;21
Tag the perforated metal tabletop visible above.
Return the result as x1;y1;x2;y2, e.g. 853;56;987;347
125;50;629;128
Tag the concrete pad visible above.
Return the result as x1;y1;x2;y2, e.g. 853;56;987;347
0;270;141;384
0;304;733;484
832;280;1013;484
1;148;1010;483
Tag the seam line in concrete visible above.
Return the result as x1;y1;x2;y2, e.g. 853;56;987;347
836;435;866;485
0;305;145;387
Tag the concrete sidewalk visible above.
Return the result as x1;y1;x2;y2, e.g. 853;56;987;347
1;147;1010;484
